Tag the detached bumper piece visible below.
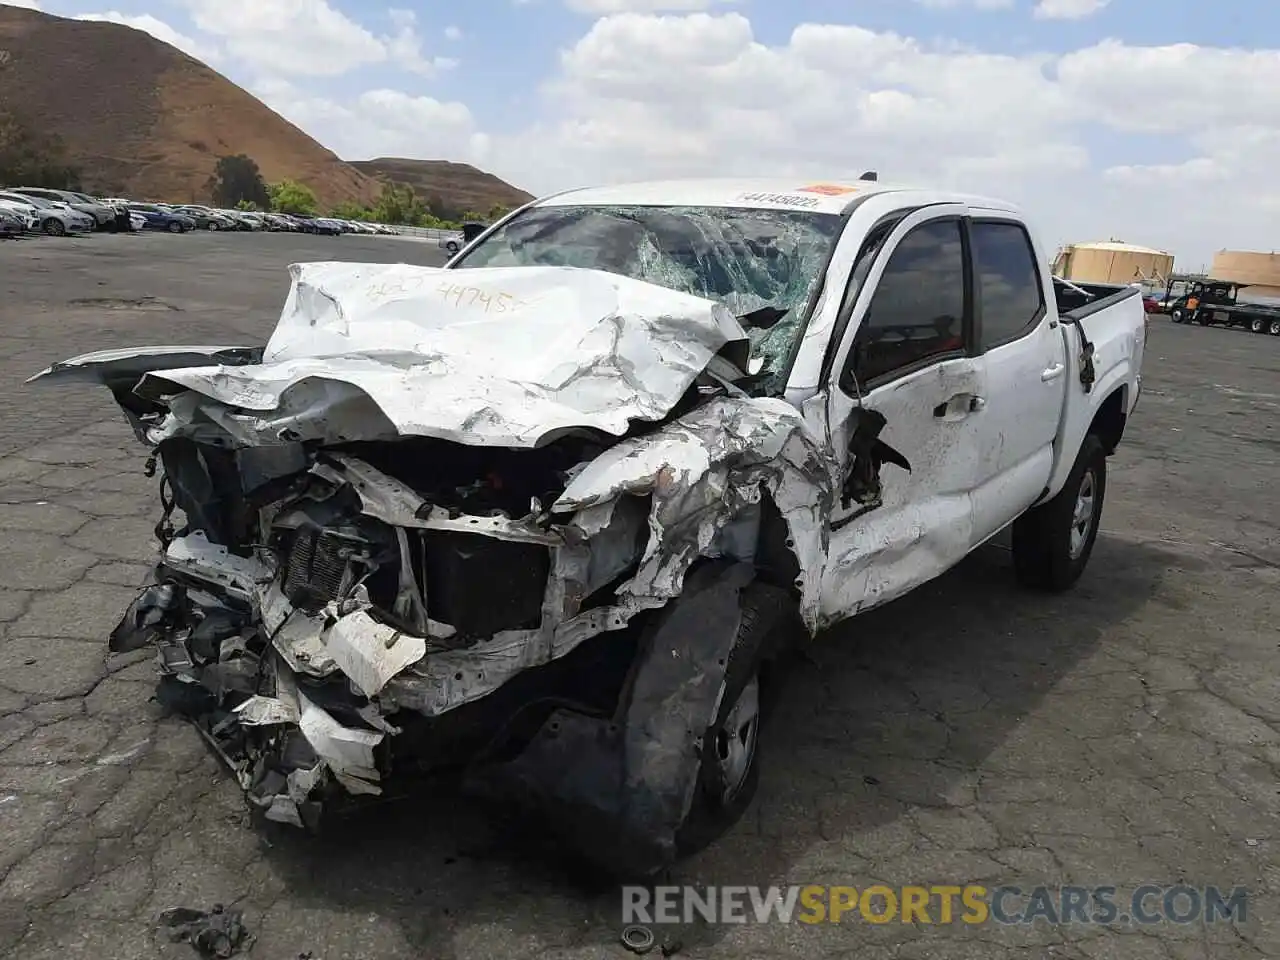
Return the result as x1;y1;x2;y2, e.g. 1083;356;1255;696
113;565;394;830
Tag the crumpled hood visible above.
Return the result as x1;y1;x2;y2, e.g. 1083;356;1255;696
126;262;750;449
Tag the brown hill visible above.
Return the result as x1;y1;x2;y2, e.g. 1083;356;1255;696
0;5;379;206
0;6;530;214
352;158;536;218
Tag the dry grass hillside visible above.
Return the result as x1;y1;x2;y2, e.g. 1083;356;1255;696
351;158;536;217
0;5;530;213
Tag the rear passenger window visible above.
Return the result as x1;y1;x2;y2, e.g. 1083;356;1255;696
972;221;1044;349
846;219;967;388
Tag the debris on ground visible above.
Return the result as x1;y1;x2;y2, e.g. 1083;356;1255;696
157;903;252;958
621;924;656;954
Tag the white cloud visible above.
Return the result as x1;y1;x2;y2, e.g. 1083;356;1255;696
444;25;462;41
176;0;384;75
250;78;487;165
169;0;453;77
1033;0;1110;19
74;11;221;62
565;0;736;11
915;0;1014;9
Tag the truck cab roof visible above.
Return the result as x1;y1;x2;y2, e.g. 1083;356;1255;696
536;177;1021;217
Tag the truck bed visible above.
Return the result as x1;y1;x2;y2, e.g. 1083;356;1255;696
1042;276;1146;502
1052;278;1141;318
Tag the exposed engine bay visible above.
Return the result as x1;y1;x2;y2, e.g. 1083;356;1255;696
31;262;836;873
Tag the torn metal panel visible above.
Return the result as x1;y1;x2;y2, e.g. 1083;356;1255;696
554;397;835;631
25;345;262;386
320;610;427;699
297;690;384;795
234;696;299;726
129;263;753;449
162;532;274;604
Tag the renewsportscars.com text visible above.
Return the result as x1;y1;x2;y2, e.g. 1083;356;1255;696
622;884;1249;926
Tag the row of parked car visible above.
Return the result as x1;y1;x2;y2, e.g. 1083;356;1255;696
0;186;404;238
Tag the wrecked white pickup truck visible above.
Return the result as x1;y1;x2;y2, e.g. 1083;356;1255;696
30;178;1145;875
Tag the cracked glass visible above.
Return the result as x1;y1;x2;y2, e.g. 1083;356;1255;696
451;204;843;394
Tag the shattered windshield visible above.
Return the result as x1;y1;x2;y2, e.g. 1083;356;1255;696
451;204;843;394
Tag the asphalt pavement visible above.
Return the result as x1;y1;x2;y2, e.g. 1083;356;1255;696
1;230;1278;959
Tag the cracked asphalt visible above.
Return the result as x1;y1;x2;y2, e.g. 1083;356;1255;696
2;230;1279;959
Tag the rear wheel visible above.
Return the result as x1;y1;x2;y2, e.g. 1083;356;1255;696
1270;319;1280;336
167;221;182;234
1250;317;1265;333
42;218;65;236
1012;433;1107;592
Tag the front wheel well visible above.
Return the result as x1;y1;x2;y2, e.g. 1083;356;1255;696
1089;387;1127;455
754;492;802;595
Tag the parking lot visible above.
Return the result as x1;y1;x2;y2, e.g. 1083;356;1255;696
1;229;1278;959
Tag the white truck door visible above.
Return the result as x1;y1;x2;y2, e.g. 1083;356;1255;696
966;217;1067;544
817;205;986;623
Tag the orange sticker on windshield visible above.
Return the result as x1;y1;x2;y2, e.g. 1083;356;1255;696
798;184;858;196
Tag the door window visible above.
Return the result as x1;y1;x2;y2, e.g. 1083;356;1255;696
843;219;967;389
971;221;1045;349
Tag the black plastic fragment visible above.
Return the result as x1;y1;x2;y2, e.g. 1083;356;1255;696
109;582;185;653
156;903;252;958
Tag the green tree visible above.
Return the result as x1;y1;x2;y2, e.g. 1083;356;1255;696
269;179;318;215
235;198;260;212
372;182;428;226
207;154;270;209
487;203;512;222
0;109;82;189
460;210;484;224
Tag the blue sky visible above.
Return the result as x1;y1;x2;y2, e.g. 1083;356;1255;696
10;0;1280;268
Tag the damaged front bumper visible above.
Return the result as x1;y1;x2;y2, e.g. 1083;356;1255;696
114;414;829;871
119;446;655;827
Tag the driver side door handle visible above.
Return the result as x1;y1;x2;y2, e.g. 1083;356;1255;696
1041;363;1065;382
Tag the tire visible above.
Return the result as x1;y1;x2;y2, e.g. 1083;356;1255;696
1170;308;1184;323
673;584;801;858
1012;433;1107;592
207;222;219;231
167;221;182;234
42;218;65;236
1250;317;1265;333
446;241;459;254
1270;319;1280;336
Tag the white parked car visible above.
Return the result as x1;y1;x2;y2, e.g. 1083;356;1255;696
0;191;95;235
0;198;40;231
28;177;1146;876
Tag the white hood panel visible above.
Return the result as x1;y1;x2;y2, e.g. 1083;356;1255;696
134;262;750;448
